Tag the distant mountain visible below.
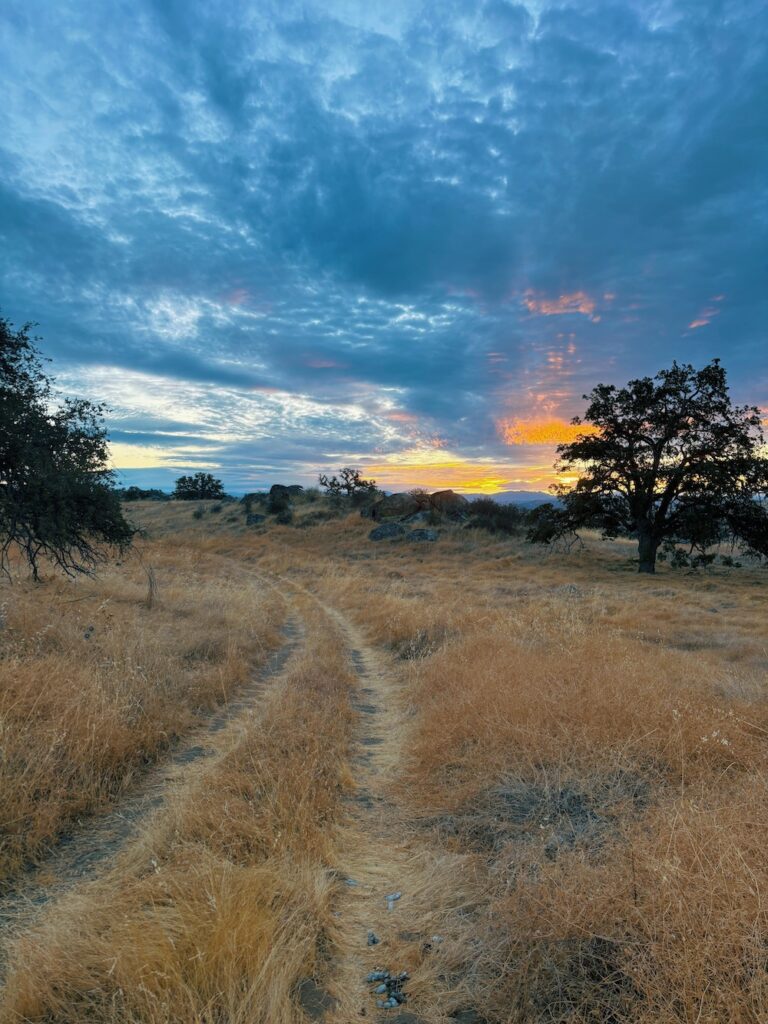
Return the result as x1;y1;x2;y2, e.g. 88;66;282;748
463;490;556;507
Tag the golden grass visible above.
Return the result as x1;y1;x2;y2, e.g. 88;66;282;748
0;539;283;883
3;500;768;1022
1;595;354;1023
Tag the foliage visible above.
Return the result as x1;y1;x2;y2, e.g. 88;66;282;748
0;316;133;579
172;472;225;501
318;467;379;506
118;486;169;502
467;497;527;536
267;486;291;515
532;360;768;573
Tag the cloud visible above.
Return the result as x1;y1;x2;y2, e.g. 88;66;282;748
498;417;600;445
1;0;766;491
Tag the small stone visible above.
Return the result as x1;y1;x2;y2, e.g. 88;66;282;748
344;878;359;886
430;935;444;944
367;930;380;946
374;983;388;994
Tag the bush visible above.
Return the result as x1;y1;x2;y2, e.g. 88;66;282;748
467;498;527;536
193;507;205;520
275;509;293;525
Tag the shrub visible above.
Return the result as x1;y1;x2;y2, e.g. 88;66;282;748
467;498;526;536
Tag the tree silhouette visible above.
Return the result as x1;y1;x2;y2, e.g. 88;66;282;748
536;360;768;573
0;316;133;579
172;472;225;500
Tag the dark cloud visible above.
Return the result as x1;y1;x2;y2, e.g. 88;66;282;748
1;0;766;488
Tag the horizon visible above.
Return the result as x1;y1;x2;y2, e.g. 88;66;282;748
2;1;766;494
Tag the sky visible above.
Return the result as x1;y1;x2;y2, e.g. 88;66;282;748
1;0;766;494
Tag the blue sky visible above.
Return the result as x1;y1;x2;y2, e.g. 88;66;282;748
1;0;766;493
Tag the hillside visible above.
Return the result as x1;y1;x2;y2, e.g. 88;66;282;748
0;502;767;1022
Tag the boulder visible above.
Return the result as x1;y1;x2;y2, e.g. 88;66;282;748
369;523;406;542
286;484;304;496
429;489;469;520
269;484;291;499
371;492;420;521
401;509;433;524
408;528;438;543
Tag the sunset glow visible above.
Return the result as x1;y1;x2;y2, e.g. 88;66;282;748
523;290;597;317
498;417;600;446
1;3;762;494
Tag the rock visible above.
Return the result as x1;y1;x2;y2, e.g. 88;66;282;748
246;513;266;526
369;523;406;542
408;529;438;543
367;931;380;946
297;978;337;1019
269;483;291;499
401;509;433;524
371;492;421;521
429;489;469;520
286;484;304;496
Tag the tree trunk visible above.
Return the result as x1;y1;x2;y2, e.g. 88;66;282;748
637;523;659;574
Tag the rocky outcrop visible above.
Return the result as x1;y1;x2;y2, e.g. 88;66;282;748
429;489;469;520
371;492;421;521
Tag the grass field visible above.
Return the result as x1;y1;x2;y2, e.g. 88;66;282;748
1;496;767;1022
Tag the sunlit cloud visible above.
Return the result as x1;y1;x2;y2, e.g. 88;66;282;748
687;295;724;330
523;290;597;318
498;417;600;445
108;442;222;470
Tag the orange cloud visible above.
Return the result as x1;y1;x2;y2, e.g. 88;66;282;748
523;290;596;317
498;417;599;446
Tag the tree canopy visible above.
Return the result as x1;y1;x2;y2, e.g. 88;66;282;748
172;472;225;500
533;360;768;573
0;316;133;579
318;467;379;505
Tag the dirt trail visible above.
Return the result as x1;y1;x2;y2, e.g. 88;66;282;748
0;612;303;969
273;574;446;1024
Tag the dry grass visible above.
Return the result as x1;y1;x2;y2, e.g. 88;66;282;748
3;501;768;1022
0;538;284;883
0;595;355;1023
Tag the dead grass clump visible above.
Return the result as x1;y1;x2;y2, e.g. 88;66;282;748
430;767;652;861
471;779;768;1022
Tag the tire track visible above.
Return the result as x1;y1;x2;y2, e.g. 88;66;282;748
268;573;444;1024
0;611;304;974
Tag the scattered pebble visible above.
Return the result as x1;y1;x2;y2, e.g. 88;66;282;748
431;935;444;944
367;930;380;946
344;878;359;887
385;891;402;910
365;968;409;1009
